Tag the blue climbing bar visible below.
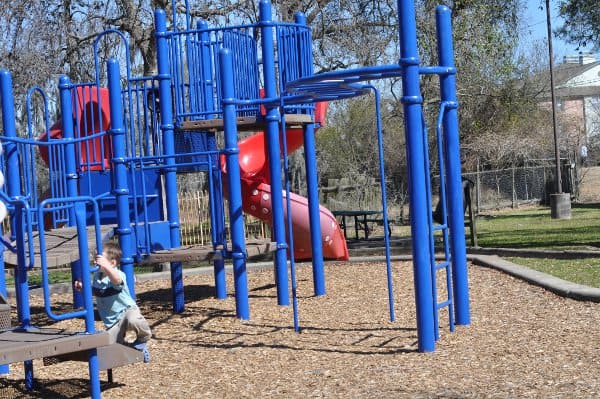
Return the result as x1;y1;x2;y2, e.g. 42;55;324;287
198;19;227;300
58;76;86;309
295;11;326;297
107;59;136;298
155;9;185;313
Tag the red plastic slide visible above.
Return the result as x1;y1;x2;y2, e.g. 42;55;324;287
234;102;349;261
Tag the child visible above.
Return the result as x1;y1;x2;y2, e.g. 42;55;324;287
75;242;151;362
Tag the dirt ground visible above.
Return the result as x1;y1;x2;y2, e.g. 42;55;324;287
1;261;599;398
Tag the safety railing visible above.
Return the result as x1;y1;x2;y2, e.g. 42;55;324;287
156;6;315;128
37;196;104;333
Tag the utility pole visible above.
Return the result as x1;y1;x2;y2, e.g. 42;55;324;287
545;0;571;219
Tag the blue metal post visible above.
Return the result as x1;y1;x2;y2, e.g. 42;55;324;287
1;70;33;385
295;11;325;296
156;9;185;313
302;123;325;295
0;71;31;327
58;76;85;309
397;0;436;352
199;20;226;299
107;59;136;298
436;5;470;325
259;0;289;306
0;241;8;374
74;202;101;399
219;49;250;319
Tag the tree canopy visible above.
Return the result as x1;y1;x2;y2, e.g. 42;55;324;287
556;0;600;49
0;0;564;198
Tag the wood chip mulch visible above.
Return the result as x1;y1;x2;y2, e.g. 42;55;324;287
1;261;599;398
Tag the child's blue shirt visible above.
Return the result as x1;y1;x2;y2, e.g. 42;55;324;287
92;269;136;329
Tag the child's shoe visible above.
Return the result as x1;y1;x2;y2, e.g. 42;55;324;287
132;341;150;363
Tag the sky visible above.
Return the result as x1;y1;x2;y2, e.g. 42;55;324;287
522;0;596;62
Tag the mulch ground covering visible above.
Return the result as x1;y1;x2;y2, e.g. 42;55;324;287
1;261;598;398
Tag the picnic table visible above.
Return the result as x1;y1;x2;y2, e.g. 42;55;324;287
332;210;390;240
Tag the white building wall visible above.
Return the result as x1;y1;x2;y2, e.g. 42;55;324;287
563;65;600;89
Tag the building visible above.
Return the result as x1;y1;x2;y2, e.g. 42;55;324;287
553;53;600;143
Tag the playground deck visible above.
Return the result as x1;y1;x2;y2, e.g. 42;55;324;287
2;225;116;268
178;114;314;132
0;328;108;365
2;225;275;267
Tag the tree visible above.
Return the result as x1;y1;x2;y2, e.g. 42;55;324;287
0;1;555;189
315;95;406;210
556;0;600;50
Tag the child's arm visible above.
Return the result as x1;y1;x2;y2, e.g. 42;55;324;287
95;254;124;286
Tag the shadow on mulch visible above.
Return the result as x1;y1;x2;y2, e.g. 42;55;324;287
150;313;421;355
181;333;420;355
136;284;215;305
249;282;277;292
0;378;124;398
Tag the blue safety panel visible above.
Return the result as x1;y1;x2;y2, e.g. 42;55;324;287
174;131;219;172
79;170;164;226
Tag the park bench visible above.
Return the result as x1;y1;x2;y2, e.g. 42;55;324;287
333;178;477;245
332;210;392;240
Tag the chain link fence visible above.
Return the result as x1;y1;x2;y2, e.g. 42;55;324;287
175;159;580;244
463;159;577;212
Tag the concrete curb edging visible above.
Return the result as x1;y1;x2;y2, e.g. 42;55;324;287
468;246;600;259
468;254;600;302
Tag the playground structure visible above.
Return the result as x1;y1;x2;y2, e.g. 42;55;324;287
0;1;470;398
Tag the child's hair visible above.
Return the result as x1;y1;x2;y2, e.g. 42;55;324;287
102;242;122;264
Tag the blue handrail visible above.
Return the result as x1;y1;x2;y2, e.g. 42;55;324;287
37;196;103;327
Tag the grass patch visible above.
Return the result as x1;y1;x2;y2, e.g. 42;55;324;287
475;203;600;250
505;257;600;288
475;203;600;287
5;270;74;287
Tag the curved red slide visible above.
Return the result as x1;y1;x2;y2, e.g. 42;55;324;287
233;102;349;261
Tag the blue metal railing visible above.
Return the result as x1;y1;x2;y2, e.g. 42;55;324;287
157;13;315;127
37;197;103;327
